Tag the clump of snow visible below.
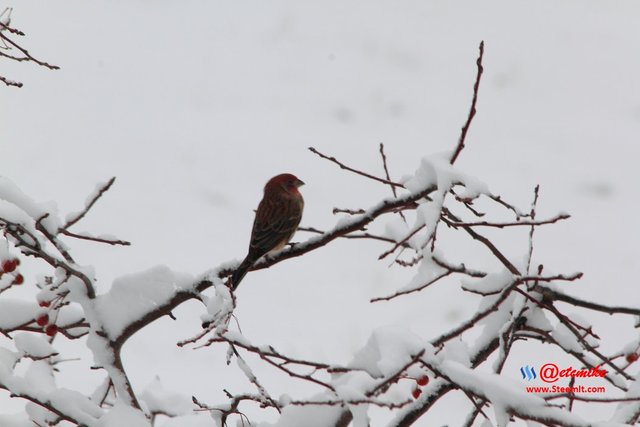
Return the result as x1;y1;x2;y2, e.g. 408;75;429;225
552;323;583;354
524;305;553;331
383;217;412;246
612;372;640;422
471;293;517;355
404;155;489;198
621;339;640;356
333;383;373;426
0;359;103;425
52;389;105;421
404;157;437;194
140;376;193;416
56;304;89;336
96;401;149;427
349;326;427;378
14;333;57;358
85;331;141;408
257;402;345;427
332;369;377;393
201;279;233;332
0;7;12;27
393;251;447;295
25;402;56;427
24;360;55;394
0;347;18;374
440;338;471;367
0;177;62;233
0;299;39;330
461;269;514;295
278;394;292;406
335;215;357;230
413;194;443;243
92;265;194;338
0;200;35;231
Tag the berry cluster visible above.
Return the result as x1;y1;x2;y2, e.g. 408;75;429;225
36;292;59;337
0;257;23;285
411;375;430;399
0;250;59;337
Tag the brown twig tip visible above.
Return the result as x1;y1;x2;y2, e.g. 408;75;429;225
450;40;485;165
0;75;23;87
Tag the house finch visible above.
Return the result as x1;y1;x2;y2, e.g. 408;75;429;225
231;173;305;289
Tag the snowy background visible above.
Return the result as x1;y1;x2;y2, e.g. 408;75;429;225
3;1;640;425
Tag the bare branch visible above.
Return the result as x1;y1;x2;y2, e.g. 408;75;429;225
0;74;22;87
60;229;131;246
450;41;484;164
0;28;60;70
445;213;570;229
442;208;521;275
63;177;116;230
309;147;405;188
371;271;453;302
526;185;540;273
534;286;640;317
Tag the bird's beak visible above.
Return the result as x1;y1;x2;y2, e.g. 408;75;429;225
295;178;305;187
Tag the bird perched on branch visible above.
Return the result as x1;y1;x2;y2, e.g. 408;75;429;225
231;173;305;289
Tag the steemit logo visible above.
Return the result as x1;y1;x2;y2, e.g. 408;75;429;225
518;364;607;383
520;365;537;381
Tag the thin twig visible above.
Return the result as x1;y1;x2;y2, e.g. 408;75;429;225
378;225;425;260
299;226;411;248
450;41;484;165
526;185;540;274
309;147;405;188
379;143;408;223
332;207;366;215
63;177;116;229
0;74;22;87
371;271;453;302
441;208;520;275
0;31;60;70
445;213;569;229
534;286;640;317
60;230;131;246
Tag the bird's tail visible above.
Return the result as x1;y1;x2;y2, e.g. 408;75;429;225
231;255;256;290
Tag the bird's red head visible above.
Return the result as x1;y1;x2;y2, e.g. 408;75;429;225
265;173;305;195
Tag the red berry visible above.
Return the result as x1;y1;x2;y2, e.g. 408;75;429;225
38;300;51;308
2;259;17;273
416;375;429;386
36;314;49;327
45;324;58;337
15;258;20;266
12;274;24;285
626;353;639;363
412;388;422;399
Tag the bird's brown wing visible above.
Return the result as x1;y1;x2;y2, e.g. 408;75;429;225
248;195;303;259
